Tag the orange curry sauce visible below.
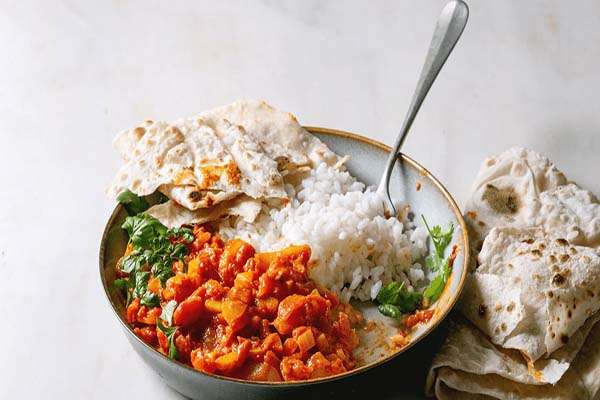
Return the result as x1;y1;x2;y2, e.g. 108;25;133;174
121;226;362;382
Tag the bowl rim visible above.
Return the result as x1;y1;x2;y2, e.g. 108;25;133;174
99;126;470;387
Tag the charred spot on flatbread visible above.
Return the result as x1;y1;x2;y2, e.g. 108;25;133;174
482;184;520;215
188;190;204;202
133;126;146;139
276;156;291;171
552;273;566;286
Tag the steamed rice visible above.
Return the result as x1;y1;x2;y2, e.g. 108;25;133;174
218;163;428;302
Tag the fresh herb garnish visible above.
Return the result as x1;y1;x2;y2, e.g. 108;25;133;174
423;258;450;302
117;189;149;215
114;277;134;305
115;214;194;306
376;216;454;319
422;215;454;267
378;304;402;319
376;281;422;314
157;319;178;359
122;213;168;247
140;290;161;308
421;216;454;303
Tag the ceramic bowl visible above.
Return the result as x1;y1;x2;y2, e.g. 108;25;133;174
99;127;469;399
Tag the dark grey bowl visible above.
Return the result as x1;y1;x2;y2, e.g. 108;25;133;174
99;127;469;399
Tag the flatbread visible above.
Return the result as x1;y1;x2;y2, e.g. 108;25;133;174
431;148;600;398
108;117;287;209
200;100;340;169
435;380;494;400
113;100;340;171
464;147;567;254
460;227;600;362
426;315;600;390
426;317;600;399
109;100;342;213
113;119;154;162
146;196;262;229
536;184;600;248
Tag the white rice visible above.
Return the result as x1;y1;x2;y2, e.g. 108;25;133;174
217;163;428;302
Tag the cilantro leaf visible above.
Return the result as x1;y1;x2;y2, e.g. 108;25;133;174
378;304;402;319
133;271;151;299
421;216;454;259
120;253;142;274
114;278;129;290
160;300;178;326
140;291;160;308
122;214;168;247
420;216;454;304
117;214;193;325
376;281;423;314
168;227;195;244
114;277;134;306
376;217;454;320
157;320;178;359
117;189;149;215
423;258;450;303
376;281;403;305
398;289;423;313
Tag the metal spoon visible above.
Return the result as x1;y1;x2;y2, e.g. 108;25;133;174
377;0;469;215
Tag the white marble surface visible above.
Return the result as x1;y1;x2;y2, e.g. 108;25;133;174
2;0;599;398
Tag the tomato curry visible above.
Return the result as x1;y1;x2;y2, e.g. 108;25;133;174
118;225;361;382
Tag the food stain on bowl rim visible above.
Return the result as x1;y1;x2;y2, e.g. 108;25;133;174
100;126;470;386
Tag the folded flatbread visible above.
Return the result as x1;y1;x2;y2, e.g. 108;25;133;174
199;99;340;169
112;100;339;172
460;227;600;362
146;196;262;229
427;313;600;389
426;318;600;399
464;147;567;253
535;184;600;248
109;100;341;226
108;117;286;209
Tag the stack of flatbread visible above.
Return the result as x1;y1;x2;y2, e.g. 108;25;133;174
108;100;339;227
426;148;600;399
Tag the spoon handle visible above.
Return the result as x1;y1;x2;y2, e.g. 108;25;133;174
377;0;469;195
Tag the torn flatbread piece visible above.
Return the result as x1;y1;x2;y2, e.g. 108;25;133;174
108;117;286;209
200;99;340;170
460;227;600;362
113;119;154;162
146;196;262;229
536;184;600;248
464;147;567;252
112;100;340;172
